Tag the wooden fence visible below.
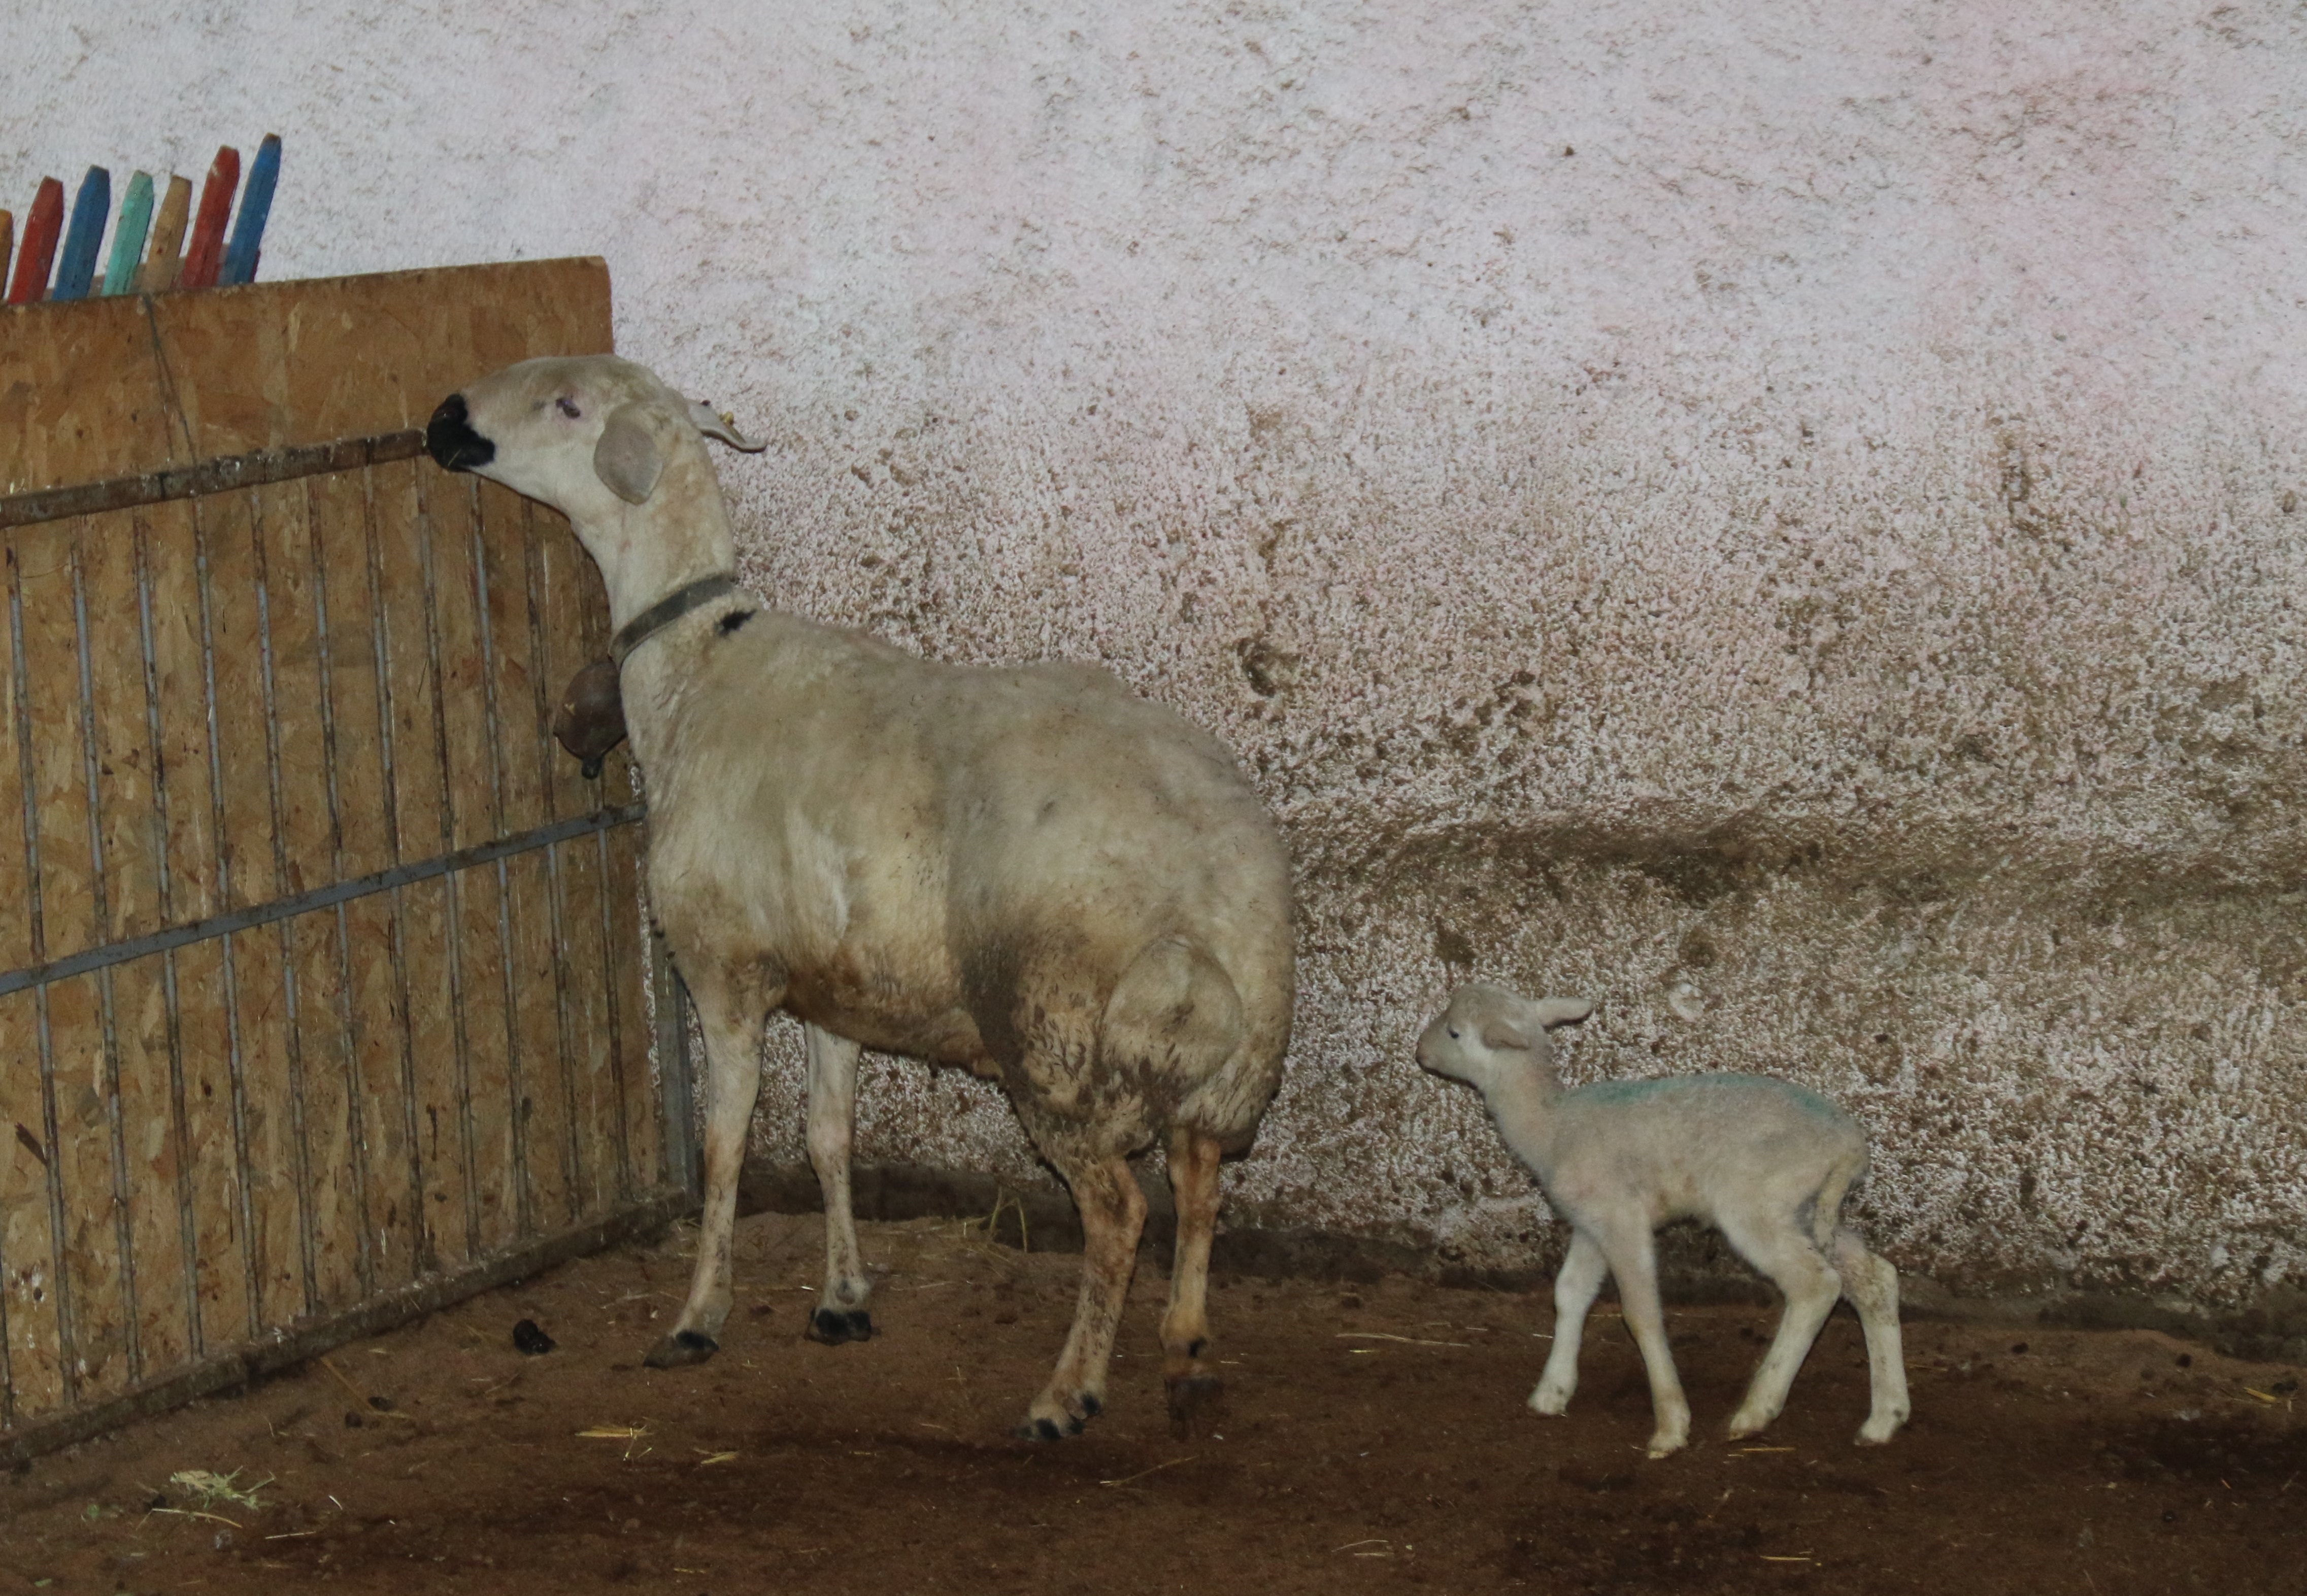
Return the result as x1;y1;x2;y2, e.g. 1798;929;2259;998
0;259;694;1462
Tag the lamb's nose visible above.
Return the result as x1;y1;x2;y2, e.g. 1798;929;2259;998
425;393;494;471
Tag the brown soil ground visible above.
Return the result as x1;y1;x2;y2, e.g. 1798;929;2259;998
4;1211;2301;1595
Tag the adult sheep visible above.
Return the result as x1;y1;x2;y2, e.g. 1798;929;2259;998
426;355;1295;1439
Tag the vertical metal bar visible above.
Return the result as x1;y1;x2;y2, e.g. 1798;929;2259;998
519;501;584;1224
649;928;698;1199
595;825;634;1199
465;478;533;1240
301;476;374;1302
358;460;430;1276
131;511;205;1360
8;545;80;1409
410;467;483;1260
247;488;322;1319
188;498;266;1338
68;538;145;1385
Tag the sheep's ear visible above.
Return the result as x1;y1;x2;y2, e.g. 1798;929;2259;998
1529;997;1594;1031
593;403;665;503
686;398;766;452
1481;1018;1532;1052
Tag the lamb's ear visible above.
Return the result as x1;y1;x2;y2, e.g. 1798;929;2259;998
1481;1018;1532;1052
686;398;766;452
1529;997;1594;1031
593;403;666;504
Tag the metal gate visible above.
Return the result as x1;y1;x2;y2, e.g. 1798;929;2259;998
0;261;694;1463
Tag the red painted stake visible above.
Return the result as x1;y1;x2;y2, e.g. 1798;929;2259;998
6;178;63;304
178;146;241;291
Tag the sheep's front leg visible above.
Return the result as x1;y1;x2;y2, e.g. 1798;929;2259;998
1022;1153;1146;1440
803;1024;875;1344
1530;1228;1609;1416
646;974;770;1369
1591;1222;1691;1457
1160;1129;1225;1436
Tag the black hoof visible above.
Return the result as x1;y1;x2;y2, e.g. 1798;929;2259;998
804;1307;875;1345
1019;1412;1086;1442
1166;1373;1226;1438
642;1330;719;1369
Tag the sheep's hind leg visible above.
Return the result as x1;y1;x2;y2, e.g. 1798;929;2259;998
1830;1227;1911;1444
1719;1214;1842;1441
646;973;771;1369
1530;1228;1609;1416
1159;1128;1225;1436
802;1025;875;1344
1020;1153;1146;1440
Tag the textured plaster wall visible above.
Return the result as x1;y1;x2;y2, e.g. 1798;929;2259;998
9;3;2306;1316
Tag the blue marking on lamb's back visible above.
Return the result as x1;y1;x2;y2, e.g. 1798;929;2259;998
1569;1072;1851;1125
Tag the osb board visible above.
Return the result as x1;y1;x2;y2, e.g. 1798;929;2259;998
0;259;612;494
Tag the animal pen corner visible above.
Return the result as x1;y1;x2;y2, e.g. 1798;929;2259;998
0;259;698;1464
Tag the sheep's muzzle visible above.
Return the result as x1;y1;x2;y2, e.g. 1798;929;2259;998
426;393;495;472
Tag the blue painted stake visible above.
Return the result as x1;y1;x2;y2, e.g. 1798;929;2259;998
220;134;280;287
51;165;111;301
101;172;155;296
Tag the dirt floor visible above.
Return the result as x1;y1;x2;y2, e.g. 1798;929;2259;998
3;1210;2301;1595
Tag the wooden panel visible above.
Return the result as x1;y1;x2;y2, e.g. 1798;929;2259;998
344;891;420;1287
46;972;132;1402
172;936;253;1351
136;501;222;923
371;458;446;865
606;826;658;1195
253;479;334;897
286;911;362;1315
0;296;179;496
110;952;194;1377
307;470;393;880
399;874;475;1270
456;861;521;1253
77;515;162;942
196;493;281;911
0;988;65;1422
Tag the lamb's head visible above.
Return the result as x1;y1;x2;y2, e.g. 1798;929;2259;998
1415;983;1593;1088
425;355;764;526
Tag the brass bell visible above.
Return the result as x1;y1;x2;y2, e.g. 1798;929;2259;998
553;658;628;780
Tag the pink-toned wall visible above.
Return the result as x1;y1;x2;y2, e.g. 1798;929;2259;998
9;3;2304;1320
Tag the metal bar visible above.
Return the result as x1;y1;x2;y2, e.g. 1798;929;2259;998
0;430;425;531
596;824;635;1199
412;465;484;1260
69;537;146;1386
247;487;322;1320
130;510;206;1361
1;1185;694;1468
187;496;264;1340
466;477;533;1240
360;460;431;1278
8;544;81;1409
520;500;585;1225
302;474;374;1304
0;804;643;998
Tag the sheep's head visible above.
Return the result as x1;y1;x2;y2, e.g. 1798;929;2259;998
425;354;764;525
1415;982;1592;1088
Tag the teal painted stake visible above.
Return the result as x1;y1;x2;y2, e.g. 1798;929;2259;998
220;134;280;286
51;165;111;300
101;172;154;296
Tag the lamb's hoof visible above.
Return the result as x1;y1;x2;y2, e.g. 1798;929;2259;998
642;1329;719;1369
1644;1433;1689;1460
1854;1414;1906;1446
804;1306;875;1345
1015;1391;1099;1441
1528;1384;1573;1417
1725;1409;1773;1442
1165;1374;1226;1439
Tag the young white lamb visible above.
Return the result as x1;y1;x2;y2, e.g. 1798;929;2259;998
426;356;1294;1441
1416;983;1909;1457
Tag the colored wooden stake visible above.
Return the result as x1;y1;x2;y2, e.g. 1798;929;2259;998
0;211;13;302
51;165;111;301
6;177;63;304
178;145;240;291
138;174;193;293
221;134;280;286
102;172;155;296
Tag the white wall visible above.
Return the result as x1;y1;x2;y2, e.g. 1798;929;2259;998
10;2;2306;1316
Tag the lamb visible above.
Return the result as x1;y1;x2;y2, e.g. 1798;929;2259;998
425;355;1294;1440
1415;983;1909;1457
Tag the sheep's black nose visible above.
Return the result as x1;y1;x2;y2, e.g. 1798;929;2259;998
425;393;495;471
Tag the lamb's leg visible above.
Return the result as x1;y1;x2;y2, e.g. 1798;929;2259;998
1720;1217;1843;1440
646;976;768;1369
802;1025;874;1344
1591;1221;1691;1457
1530;1228;1609;1416
1022;1153;1146;1440
1160;1128;1224;1436
1829;1227;1911;1444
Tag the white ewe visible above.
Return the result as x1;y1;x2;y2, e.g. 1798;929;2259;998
426;356;1294;1439
1416;983;1909;1457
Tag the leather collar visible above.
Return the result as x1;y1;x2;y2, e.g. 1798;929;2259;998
611;573;744;669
